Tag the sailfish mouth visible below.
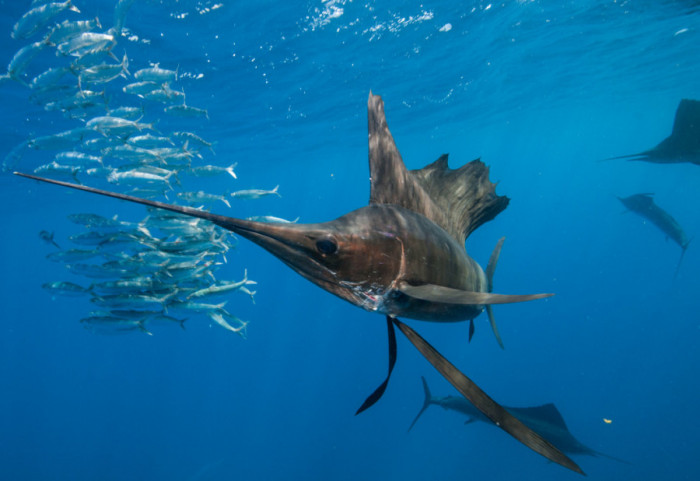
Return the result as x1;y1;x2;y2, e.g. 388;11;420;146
222;220;336;282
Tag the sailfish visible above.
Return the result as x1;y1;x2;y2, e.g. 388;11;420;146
607;98;700;165
410;376;628;464
15;93;583;474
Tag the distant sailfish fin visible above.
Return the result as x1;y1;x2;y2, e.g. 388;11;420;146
407;376;433;432
398;282;553;306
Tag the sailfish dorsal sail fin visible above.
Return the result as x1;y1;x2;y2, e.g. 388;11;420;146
367;93;509;245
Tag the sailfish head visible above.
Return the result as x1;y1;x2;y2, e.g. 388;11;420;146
222;207;404;296
13;172;405;309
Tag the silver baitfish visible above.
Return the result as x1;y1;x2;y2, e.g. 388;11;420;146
185;270;257;300
133;64;177;83
42;281;91;297
187;163;237;179
47;17;101;44
12;0;80;40
230;185;281;199
46;248;102;263
177;190;231;208
246;215;299;224
164;103;209;119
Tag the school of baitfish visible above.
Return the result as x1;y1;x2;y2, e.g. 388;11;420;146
3;0;286;336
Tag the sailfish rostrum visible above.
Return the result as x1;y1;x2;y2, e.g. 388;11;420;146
15;93;583;474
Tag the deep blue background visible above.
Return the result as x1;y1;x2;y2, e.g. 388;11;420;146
1;1;699;480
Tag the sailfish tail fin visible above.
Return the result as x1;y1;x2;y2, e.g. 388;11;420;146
485;237;506;349
674;238;691;279
408;376;433;432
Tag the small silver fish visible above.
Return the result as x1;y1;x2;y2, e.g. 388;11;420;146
90;292;175;309
47;17;101;44
188;163;237;179
28;127;92;149
172;131;214;153
34;161;80;182
142;87;185;104
46;248;101;263
86;116;154;137
57;32;115;57
29;66;73;90
90;278;154;295
78;53;129;86
177;190;231;208
171;300;228;315
107;169;174;189
42;281;91;297
54;151;103;167
133;64;177;83
5;39;51;83
12;0;81;40
208;311;248;337
230;185;280;199
186;269;256;300
122;80;160;96
107;106;143;120
164;103;209;119
126;133;174;149
80;315;151;335
65;263;129;279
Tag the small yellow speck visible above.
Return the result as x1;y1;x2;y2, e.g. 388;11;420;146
603;418;612;424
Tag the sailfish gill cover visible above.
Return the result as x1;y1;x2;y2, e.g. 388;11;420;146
1;1;699;480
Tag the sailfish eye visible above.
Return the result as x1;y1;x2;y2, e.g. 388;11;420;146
316;238;338;255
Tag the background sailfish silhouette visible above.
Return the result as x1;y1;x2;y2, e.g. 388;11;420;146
617;193;691;276
608;98;700;165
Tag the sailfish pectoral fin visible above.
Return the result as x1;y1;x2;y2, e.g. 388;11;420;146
398;282;553;305
355;315;398;415
391;317;584;475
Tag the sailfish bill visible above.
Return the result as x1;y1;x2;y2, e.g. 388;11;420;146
15;92;579;474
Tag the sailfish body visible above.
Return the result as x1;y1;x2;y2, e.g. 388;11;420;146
15;93;582;474
248;203;489;322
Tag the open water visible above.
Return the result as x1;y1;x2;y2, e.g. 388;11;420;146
1;1;699;480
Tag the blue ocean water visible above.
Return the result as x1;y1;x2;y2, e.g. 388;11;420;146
1;0;699;479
